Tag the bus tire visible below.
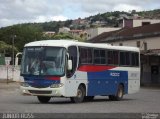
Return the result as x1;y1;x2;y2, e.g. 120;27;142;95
70;85;85;103
84;96;94;102
109;95;115;101
37;96;51;103
109;84;124;101
115;84;124;101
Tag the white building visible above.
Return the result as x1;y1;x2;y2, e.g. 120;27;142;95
123;19;160;28
43;31;55;37
59;27;70;33
86;27;121;40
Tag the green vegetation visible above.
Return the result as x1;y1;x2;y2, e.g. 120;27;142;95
0;24;43;52
0;9;160;57
52;33;73;39
137;9;160;19
0;41;18;55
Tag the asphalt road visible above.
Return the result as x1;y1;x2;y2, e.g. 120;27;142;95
0;83;160;113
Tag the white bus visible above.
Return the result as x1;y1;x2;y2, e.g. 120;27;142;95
20;40;140;103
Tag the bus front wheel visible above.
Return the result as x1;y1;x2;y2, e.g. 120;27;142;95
37;96;51;103
70;85;85;103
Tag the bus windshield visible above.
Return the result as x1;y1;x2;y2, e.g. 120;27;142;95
21;47;66;76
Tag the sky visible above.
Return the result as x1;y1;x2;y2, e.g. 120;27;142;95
0;0;160;28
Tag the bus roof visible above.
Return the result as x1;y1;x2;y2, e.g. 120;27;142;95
24;39;139;52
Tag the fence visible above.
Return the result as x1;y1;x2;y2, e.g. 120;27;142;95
0;65;20;82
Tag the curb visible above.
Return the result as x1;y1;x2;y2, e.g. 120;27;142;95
0;79;18;83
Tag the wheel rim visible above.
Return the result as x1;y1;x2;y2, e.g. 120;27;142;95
77;89;82;98
118;88;123;98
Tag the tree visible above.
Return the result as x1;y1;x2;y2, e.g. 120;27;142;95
52;33;74;39
0;25;43;52
0;41;18;55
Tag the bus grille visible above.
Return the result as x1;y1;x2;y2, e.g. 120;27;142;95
31;85;49;88
28;90;52;94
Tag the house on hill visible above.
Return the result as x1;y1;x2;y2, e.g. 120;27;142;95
123;19;160;28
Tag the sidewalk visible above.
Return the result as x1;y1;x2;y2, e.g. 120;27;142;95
141;84;160;89
0;81;20;90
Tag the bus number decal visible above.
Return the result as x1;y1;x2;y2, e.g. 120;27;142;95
110;72;120;77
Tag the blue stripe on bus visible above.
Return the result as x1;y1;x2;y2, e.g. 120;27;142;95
87;70;128;96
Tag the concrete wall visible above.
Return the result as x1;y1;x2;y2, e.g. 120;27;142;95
0;65;20;82
133;19;160;27
59;27;70;33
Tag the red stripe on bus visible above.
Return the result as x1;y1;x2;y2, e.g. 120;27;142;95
46;76;60;80
78;65;116;72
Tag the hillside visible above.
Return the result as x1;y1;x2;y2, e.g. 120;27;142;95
0;9;160;54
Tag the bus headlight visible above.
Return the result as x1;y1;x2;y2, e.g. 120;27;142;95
20;82;30;87
50;83;63;88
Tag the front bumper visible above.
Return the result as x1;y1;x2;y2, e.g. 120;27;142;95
20;86;64;97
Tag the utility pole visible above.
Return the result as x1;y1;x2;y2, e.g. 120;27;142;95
12;35;16;81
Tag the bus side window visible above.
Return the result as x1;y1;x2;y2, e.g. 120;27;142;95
113;51;119;65
94;49;106;64
107;50;119;65
120;52;138;67
79;47;93;64
131;52;139;66
107;51;113;65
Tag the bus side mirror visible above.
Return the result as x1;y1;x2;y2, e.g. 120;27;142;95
68;60;72;70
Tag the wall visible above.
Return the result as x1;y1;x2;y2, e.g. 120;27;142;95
133;19;160;27
0;65;20;82
112;36;160;51
59;27;70;33
86;27;121;40
141;63;151;84
0;54;5;65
